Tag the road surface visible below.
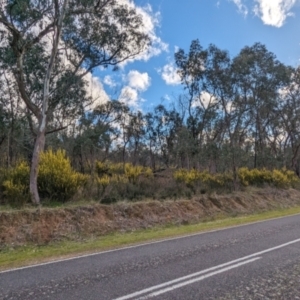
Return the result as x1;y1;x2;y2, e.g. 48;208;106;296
1;213;300;299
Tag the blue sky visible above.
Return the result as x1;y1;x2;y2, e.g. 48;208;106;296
93;0;300;112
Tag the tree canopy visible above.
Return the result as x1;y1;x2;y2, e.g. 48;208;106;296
0;0;151;204
1;6;300;204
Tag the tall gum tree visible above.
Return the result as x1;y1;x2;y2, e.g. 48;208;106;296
231;43;291;168
278;67;300;174
0;0;150;204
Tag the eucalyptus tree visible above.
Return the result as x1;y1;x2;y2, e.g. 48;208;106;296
277;67;300;174
68;100;130;172
113;103;144;167
231;43;291;168
144;106;178;170
203;44;238;174
150;105;183;167
0;100;9;163
0;0;150;204
175;39;208;142
0;68;29;167
144;111;158;170
126;110;145;165
175;41;226;169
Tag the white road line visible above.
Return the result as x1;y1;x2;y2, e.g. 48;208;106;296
1;212;300;274
114;237;300;300
137;257;261;300
113;256;260;300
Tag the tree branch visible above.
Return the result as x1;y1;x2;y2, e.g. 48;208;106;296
46;125;69;135
41;0;69;132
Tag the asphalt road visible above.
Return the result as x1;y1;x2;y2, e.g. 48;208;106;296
1;214;300;299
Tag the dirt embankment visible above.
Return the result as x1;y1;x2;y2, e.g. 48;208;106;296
1;188;300;248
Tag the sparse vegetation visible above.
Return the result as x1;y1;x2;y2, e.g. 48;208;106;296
2;202;300;271
0;150;88;206
174;167;300;192
1;153;300;207
2;1;300;269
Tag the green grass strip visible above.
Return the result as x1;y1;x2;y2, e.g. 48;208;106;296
1;205;300;271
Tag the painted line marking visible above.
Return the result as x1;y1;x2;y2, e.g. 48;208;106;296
1;212;300;274
114;257;261;300
114;237;300;300
137;257;261;300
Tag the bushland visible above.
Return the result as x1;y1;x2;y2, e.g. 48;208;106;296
1;149;299;208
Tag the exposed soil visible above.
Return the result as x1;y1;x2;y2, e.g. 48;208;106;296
1;187;300;248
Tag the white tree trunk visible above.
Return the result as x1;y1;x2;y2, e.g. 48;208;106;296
29;128;46;205
29;0;69;205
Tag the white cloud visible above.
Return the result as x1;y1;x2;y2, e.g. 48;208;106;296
119;86;139;108
84;74;110;109
159;62;181;85
117;70;151;108
230;0;248;17
135;4;169;60
117;1;168;66
127;70;151;91
230;0;298;27
103;75;117;88
192;92;217;109
253;0;297;27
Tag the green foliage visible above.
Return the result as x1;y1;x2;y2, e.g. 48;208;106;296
174;167;300;191
1;162;30;207
38;149;88;202
174;169;233;192
0;150;88;206
174;169;198;185
237;167;299;188
96;161;153;184
95;161;111;177
95;161;154;201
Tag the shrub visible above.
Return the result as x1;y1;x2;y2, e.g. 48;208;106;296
237;168;272;186
95;161;110;177
96;174;111;197
174;169;233;192
96;161;153;184
95;161;154;201
1;151;88;205
207;173;234;190
124;164;142;183
279;168;300;188
174;167;300;191
38;149;88;202
1;161;30;206
174;169;198;185
237;167;299;188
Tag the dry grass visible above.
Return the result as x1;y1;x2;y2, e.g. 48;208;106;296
1;204;300;271
1;187;300;248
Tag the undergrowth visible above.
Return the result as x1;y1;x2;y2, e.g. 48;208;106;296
0;149;300;208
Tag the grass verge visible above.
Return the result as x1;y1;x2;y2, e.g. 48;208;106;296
1;205;300;272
